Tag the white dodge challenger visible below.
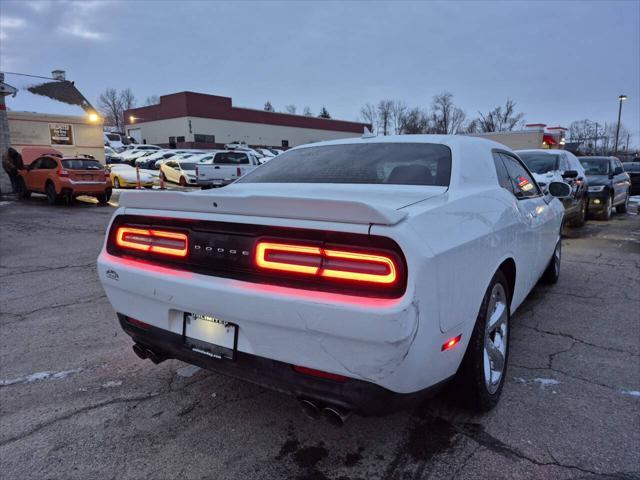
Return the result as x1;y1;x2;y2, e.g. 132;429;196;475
98;135;570;423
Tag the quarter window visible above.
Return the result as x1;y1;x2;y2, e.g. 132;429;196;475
499;153;541;199
492;153;512;192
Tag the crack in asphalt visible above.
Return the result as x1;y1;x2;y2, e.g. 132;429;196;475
520;325;639;357
0;262;97;278
452;421;636;479
2;295;108;318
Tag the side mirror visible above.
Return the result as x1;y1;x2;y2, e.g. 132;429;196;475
562;170;578;179
548;181;572;198
613;166;623;175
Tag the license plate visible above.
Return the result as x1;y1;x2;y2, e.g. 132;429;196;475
213;180;223;185
183;313;238;360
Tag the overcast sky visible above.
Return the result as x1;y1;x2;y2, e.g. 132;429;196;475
1;0;639;145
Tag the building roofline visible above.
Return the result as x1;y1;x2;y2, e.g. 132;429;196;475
124;91;370;134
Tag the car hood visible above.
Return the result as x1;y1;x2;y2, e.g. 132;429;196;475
532;171;563;185
585;174;610;186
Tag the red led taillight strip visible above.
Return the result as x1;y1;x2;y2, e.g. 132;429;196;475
255;241;398;285
116;227;188;257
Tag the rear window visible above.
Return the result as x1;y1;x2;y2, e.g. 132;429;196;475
106;134;121;141
238;143;452;186
179;163;196;170
518;153;559;174
62;159;103;170
579;158;610;175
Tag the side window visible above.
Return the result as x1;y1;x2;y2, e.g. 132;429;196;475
42;158;58;169
559;154;570;171
499;153;541;199
213;153;229;165
30;158;43;170
492;153;513;192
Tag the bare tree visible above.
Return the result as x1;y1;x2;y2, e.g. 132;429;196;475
98;88;123;131
303;106;313;116
568;119;599;154
476;99;524;132
429;92;466;134
264;101;275;112
391;100;407;134
284;104;297;114
360;103;378;134
120;88;136;111
377;100;394;135
399;107;429;134
144;95;160;106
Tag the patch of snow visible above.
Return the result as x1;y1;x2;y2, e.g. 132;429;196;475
101;380;123;388
533;377;560;388
177;365;201;378
620;390;640;398
0;368;82;386
513;377;527;384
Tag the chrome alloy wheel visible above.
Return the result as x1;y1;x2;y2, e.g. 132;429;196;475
484;283;508;394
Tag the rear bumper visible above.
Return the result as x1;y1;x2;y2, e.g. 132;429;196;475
118;314;447;415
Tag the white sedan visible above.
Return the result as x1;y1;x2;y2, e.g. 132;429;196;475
159;159;198;186
98;135;569;421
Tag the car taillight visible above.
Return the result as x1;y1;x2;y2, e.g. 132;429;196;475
255;241;398;285
58;169;69;177
115;227;188;257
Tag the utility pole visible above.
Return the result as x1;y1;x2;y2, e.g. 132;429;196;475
594;122;598;155
614;94;627;154
625;133;630;152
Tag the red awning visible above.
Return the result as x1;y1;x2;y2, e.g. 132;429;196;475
543;135;557;146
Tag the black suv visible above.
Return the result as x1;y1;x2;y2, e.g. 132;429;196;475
578;156;631;220
622;160;640;196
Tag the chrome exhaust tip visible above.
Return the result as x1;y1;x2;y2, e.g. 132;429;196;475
299;399;322;420
322;406;352;426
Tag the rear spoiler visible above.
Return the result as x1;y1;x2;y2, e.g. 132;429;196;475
118;190;407;226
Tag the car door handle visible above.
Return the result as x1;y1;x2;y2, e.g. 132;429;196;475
214;166;220;169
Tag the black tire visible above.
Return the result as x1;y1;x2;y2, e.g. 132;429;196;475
97;189;112;205
569;199;587;227
541;238;561;284
595;195;613;221
616;192;629;214
113;177;121;189
45;182;59;205
17;178;31;199
458;270;510;412
179;176;187;187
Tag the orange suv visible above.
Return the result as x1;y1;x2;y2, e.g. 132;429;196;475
17;147;112;205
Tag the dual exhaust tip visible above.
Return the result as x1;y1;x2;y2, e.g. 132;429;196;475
132;343;166;365
299;398;351;426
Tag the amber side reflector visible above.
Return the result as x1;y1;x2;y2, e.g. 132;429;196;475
441;334;462;351
293;365;348;382
254;241;397;285
116;227;188;257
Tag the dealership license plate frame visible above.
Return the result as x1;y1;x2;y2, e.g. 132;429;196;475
182;312;238;361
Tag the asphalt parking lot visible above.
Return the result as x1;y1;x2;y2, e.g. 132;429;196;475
1;193;639;480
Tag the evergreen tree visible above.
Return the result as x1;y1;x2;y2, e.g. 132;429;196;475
318;107;331;119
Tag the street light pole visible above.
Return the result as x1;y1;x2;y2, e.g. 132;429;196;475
614;94;627;154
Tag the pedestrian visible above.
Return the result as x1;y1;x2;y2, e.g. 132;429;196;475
2;147;24;194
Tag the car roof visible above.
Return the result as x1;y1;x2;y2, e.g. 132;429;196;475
515;149;562;155
21;147;63;165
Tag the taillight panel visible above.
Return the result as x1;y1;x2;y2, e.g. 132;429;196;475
107;215;407;298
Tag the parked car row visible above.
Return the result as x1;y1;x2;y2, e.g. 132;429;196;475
515;149;632;225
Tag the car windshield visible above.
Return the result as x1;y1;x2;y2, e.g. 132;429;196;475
238;143;452;186
62;159;103;170
579;158;610;175
106;134;120;141
179;163;196;170
518;153;559;174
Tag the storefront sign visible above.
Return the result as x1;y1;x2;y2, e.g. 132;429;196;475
49;123;74;145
